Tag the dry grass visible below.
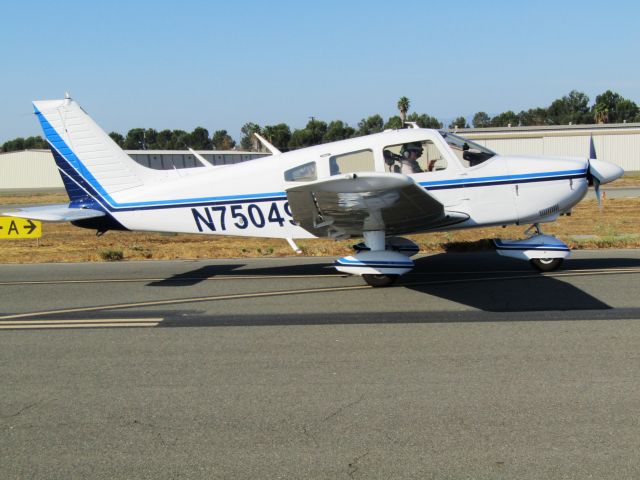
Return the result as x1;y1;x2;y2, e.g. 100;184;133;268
608;171;640;187
1;192;639;264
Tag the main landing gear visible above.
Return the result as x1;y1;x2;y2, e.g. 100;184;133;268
334;231;418;287
494;223;569;272
362;273;399;288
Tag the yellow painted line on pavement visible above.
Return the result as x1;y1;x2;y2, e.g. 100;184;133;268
0;322;160;330
0;318;163;325
0;318;162;330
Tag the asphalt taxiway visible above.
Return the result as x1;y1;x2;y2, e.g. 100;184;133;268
2;250;640;479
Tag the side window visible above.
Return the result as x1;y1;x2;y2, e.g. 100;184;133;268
382;140;447;174
284;162;316;182
329;149;374;175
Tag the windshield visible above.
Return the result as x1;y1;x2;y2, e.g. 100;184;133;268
438;131;496;167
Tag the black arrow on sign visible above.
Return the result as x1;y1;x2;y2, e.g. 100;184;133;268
24;219;37;235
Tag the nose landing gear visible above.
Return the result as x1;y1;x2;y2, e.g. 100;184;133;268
494;223;569;272
530;257;564;272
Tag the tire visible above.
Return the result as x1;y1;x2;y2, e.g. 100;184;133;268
362;274;398;287
530;257;563;272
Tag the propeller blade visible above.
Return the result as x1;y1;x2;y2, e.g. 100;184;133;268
594;177;602;209
588;158;624;185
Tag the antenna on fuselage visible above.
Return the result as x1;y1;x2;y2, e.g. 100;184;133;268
254;133;281;155
188;148;215;169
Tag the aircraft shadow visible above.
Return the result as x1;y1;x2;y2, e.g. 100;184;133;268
147;262;335;286
400;253;640;312
145;252;640;313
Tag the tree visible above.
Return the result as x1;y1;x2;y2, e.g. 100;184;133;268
490;111;519;127
594;103;609;124
211;130;236;150
189;127;212;149
472;111;491;128
288;118;328;150
547;90;590;125
592;90;639;123
306;119;328;145
170;130;190;150
142;129;159;149
357;114;384;135
397;96;410;126
123;128;146;149
23;136;45;149
262;123;291;151
448;116;469;129
156;129;174;149
407;112;442;129
616;98;639;123
518;107;548;126
323;120;355;142
1;137;25;152
109;132;125;147
240;122;261;151
384;116;403;130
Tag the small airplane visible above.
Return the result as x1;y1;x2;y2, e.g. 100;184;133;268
3;96;624;287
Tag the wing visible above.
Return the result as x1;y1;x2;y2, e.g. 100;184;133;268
286;172;468;238
1;204;106;222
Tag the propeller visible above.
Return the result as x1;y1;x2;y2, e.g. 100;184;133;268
587;158;624;208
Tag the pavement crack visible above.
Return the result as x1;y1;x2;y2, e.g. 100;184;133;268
129;418;176;448
0;401;41;420
347;450;369;478
321;395;364;424
301;425;320;448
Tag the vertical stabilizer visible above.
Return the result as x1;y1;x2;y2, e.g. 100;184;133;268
33;98;150;199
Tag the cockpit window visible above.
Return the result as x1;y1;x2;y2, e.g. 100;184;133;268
439;131;495;168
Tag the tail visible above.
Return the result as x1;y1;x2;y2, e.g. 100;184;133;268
34;96;162;208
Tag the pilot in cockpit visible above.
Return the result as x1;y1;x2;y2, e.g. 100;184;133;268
399;142;424;174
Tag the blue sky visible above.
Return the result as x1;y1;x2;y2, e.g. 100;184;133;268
2;0;639;143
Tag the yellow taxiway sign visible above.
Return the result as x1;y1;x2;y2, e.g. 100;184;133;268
0;217;42;239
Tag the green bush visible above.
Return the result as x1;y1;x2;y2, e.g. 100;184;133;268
99;248;124;261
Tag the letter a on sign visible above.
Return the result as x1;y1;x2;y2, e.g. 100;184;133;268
0;217;42;239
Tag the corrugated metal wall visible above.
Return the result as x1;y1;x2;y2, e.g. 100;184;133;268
464;127;640;171
593;134;640;171
0;150;63;190
0;150;269;192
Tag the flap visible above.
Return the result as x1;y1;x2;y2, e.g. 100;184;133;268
1;204;106;222
286;172;467;238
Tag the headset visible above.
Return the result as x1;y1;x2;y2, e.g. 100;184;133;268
400;142;423;159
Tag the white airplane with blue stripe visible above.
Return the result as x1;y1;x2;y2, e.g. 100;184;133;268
4;96;624;286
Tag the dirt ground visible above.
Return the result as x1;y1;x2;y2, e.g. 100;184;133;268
1;187;638;264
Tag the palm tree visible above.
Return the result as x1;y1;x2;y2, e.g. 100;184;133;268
397;97;410;126
594;104;609;124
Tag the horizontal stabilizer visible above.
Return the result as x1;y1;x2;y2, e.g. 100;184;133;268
2;204;106;222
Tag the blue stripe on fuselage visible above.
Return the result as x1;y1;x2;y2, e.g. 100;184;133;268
419;169;587;190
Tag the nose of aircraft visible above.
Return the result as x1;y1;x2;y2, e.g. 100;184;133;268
588;158;624;185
